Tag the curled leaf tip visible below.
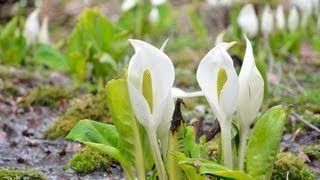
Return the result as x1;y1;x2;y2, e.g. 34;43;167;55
286;104;294;116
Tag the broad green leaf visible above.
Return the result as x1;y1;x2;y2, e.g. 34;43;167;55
246;105;288;179
67;8;128;84
179;157;253;180
66;119;134;179
106;79;153;171
34;44;70;71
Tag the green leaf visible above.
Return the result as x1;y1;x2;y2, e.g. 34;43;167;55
0;16;26;65
180;157;253;180
106;79;153;171
33;44;70;71
173;152;204;180
66;119;134;179
67;8;128;84
246;105;287;179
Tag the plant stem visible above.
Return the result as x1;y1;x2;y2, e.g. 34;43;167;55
133;124;146;180
136;0;143;38
220;120;233;169
166;132;180;179
147;129;167;180
238;127;249;171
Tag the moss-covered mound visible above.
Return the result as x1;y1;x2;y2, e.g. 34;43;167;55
22;86;74;108
44;92;111;139
271;152;314;180
65;147;112;174
0;168;45;179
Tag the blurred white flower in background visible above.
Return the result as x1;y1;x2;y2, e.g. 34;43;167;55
207;0;233;6
275;5;286;30
149;7;160;24
38;16;50;45
121;0;136;11
292;0;312;27
151;0;167;6
288;6;299;32
24;9;40;46
311;0;320;16
261;5;274;37
237;4;259;38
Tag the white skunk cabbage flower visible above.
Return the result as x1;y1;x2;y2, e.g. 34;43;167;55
127;39;174;134
24;9;40;46
288;7;299;32
237;36;264;137
121;0;136;11
38;16;50;44
236;36;264;170
237;4;259;38
292;0;312;27
171;87;204;98
276;5;286;30
127;39;174;179
151;0;167;6
261;5;274;37
149;7;160;24
197;42;238;169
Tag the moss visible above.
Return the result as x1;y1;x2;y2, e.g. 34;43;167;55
292;89;320;113
44;92;111;139
22;86;74;108
0;82;20;97
271;152;315;180
302;144;320;160
65;147;112;174
0;168;45;179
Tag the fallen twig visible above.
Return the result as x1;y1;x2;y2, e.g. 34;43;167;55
291;111;320;133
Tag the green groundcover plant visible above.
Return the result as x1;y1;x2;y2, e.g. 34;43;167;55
67;37;290;180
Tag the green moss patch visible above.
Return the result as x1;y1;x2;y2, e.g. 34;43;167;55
302;144;320;160
0;82;20;97
272;152;315;180
0;168;45;179
44;92;110;139
22;86;74;108
65;147;112;174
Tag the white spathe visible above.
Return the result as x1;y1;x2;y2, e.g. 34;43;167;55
127;39;175;130
38;16;50;44
121;0;136;11
24;9;40;46
237;4;259;38
292;0;312;27
207;0;233;6
237;36;264;129
171;87;204;98
288;7;299;32
261;5;274;36
197;42;239;123
149;7;160;24
276;5;286;30
151;0;167;6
